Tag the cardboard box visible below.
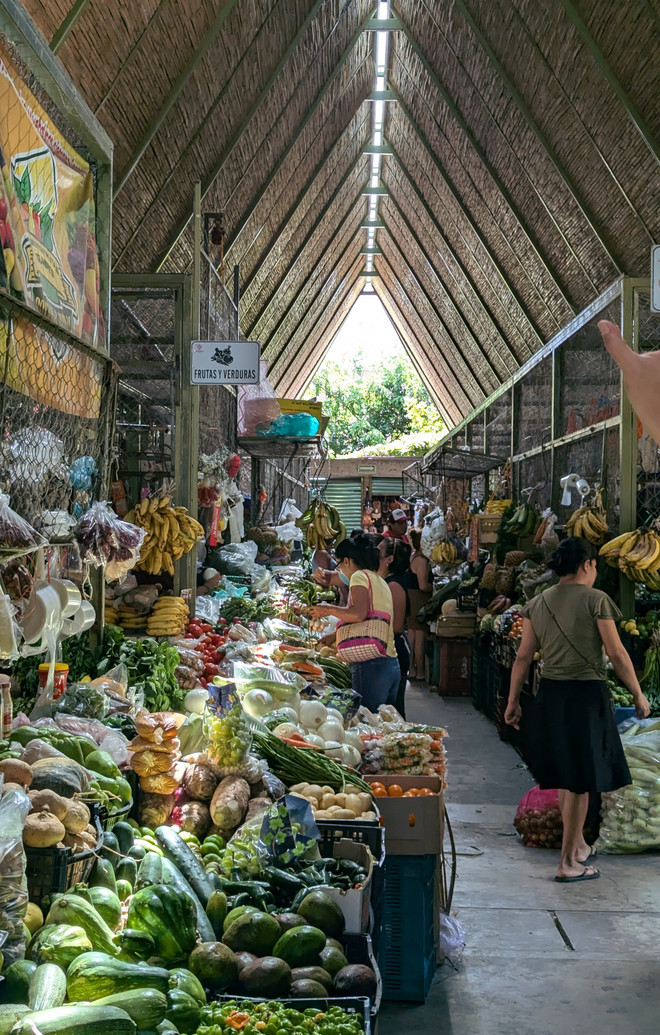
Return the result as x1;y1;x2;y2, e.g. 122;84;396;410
322;838;373;934
367;775;445;855
278;398;323;422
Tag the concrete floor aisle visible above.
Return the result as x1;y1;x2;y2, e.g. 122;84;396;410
379;687;660;1035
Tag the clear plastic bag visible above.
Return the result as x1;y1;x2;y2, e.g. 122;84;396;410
597;727;660;853
74;501;144;574
195;595;223;626
514;786;563;848
204;681;252;769
0;777;31;967
438;912;465;958
0;492;47;556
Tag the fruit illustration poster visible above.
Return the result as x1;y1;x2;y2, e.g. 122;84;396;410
0;42;103;348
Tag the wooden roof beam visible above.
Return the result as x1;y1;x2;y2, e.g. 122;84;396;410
383;151;531;365
153;4;372;272
114;0;240;196
238;112;371;304
443;0;624;273
391;99;551;340
558;0;660;169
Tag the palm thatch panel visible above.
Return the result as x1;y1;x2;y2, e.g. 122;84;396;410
376;255;476;421
373;277;466;426
242;130;371;340
379;188;516;387
238;108;372;327
256;191;368;356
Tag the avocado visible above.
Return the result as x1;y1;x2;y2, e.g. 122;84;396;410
222;905;259;933
291;966;334;991
239;956;292;997
289;979;329;998
272;925;327;968
274;912;307;934
188;940;238;991
222;911;281;956
297;891;345;938
234;952;257;975
319;945;349;978
333;964;378;998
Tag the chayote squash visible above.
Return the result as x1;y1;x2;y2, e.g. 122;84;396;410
45;895;119;956
127;886;197;963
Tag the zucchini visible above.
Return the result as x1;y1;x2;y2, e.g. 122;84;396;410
136;852;163;891
205;889;227;937
11;1004;137;1035
0;1004;30;1035
116;857;138;889
114;821;136;855
0;960;37;1004
89;988;168;1030
116;879;134;902
90;856;118;894
134;839;163;856
67;952;170;1001
28;963;67;1012
101;831;121;864
155;826;213;906
128;844;147;862
159;857;215;942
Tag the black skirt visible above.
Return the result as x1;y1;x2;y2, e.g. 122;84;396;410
523;678;631;795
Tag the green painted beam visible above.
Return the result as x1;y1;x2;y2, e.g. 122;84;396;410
425;0;623;273
367;88;397;100
50;0;91;54
237;114;370;304
360;220;385;228
114;0;240;197
360;246;382;254
392;94;556;338
245;156;369;339
153;5;371;272
361;269;381;276
363;17;404;30
383;150;530;366
558;0;660;168
362;185;389;195
391;59;581;313
363;144;393;154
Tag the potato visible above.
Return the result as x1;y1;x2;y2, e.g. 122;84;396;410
0;758;32;788
331;808;357;820
319;786;334;796
357;792;373;813
28;789;68;822
306;784;323;800
313;809;331;819
361;811;378;822
345;794;362;815
321;793;336;810
333;793;346;808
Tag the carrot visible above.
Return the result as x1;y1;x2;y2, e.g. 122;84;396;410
279;643;308;654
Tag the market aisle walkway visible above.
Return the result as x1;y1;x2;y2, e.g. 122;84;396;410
379;690;660;1035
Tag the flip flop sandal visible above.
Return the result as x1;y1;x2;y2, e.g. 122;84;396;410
578;845;597;862
555;867;600;883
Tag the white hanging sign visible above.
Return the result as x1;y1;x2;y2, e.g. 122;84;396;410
190;340;260;385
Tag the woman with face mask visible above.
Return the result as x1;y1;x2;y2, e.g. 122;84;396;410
309;533;400;711
378;538;413;719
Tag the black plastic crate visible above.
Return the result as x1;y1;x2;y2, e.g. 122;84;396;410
25;814;103;907
100;800;132;831
316;821;385;959
342;932;382;1017
210;995;371;1035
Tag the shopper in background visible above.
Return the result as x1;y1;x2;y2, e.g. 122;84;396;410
599;320;660;443
505;537;649;884
383;507;410;543
407;528;432;681
378;539;412;718
309;533;399;711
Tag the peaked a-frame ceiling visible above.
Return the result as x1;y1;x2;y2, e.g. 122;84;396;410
24;0;660;425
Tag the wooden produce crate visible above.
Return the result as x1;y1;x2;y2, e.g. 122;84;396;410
477;513;502;545
435;613;477;638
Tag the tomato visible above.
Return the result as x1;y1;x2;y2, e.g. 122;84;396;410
205;663;219;677
200;677;208;688
210;634;222;646
201;623;213;633
218;618;228;626
211;650;222;663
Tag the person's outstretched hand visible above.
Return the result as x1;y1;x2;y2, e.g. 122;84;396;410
599;320;660;443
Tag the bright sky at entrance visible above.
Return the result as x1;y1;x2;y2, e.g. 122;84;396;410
312;293;403;375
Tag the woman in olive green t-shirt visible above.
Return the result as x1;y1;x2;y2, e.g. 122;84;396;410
505;537;649;884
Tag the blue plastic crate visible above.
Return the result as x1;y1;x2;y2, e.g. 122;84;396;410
380;855;438;1002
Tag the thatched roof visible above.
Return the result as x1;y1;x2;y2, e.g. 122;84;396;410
20;0;660;420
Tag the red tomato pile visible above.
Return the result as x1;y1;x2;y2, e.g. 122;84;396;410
184;618;228;685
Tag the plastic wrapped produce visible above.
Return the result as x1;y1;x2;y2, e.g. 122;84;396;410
514;786;563;848
74;501;144;574
0;778;31;966
597;724;660;853
0;492;47;556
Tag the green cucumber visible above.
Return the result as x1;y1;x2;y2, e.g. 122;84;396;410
155;826;213;906
116;879;134;902
136;852;163;891
0;960;37;1004
89;988;168;1030
11;1004;136;1035
114;821;136;855
205;889;227;937
116;857;138;889
101;830;121;865
0;1005;31;1034
27;963;67;1012
128;844;147;862
159;857;215;942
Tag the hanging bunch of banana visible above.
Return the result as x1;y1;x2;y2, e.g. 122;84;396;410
431;539;459;565
600;527;660;590
566;504;609;546
296;498;347;550
126;497;205;576
503;502;540;538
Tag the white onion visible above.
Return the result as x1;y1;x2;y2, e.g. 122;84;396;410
326;707;344;723
273;722;300;739
341;744;362;768
343;730;363;753
299;700;328;730
304;733;325;749
242;688;274;718
318;720;345;744
276;706;299;724
184;687;208;714
323;741;344;759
